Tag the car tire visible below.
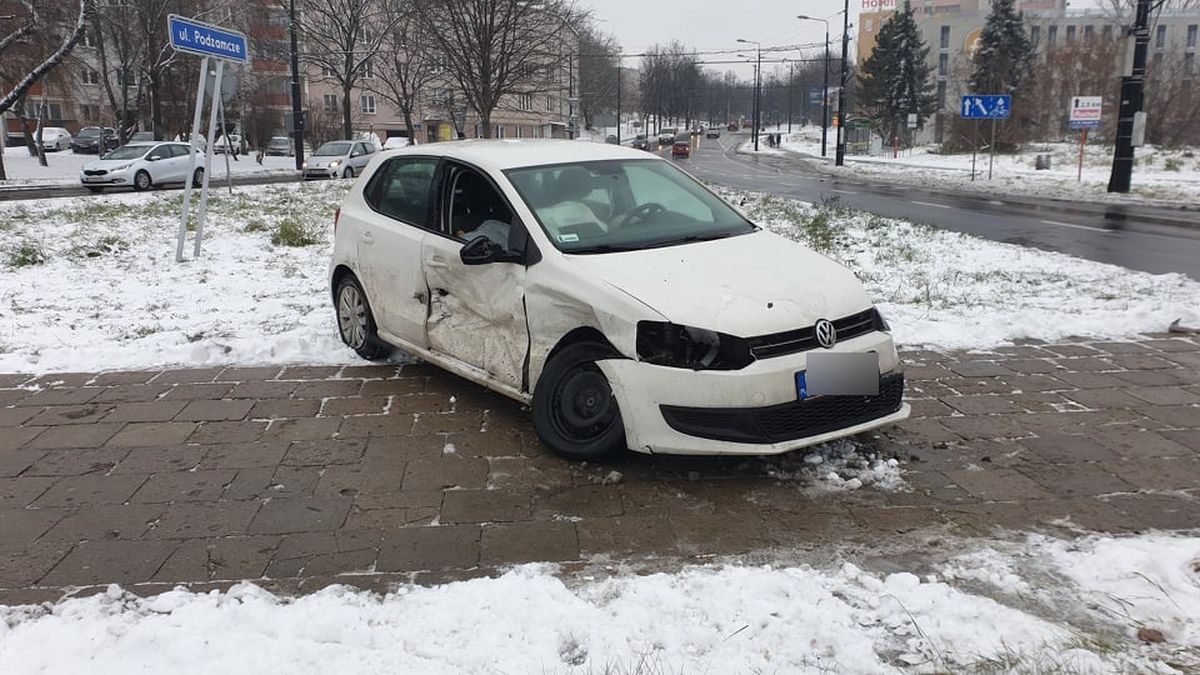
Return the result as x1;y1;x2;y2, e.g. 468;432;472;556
343;167;354;179
192;167;204;188
85;186;104;194
334;274;391;361
532;341;627;460
133;170;152;191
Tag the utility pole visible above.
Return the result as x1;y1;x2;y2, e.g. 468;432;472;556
616;55;622;144
798;15;832;156
786;59;794;133
738;38;762;151
288;0;304;170
835;0;850;166
1107;0;1151;193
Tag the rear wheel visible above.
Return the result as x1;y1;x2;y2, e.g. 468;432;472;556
532;342;627;460
335;274;391;360
133;170;152;191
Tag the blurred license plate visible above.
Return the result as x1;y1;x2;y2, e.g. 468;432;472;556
82;176;101;182
796;352;879;400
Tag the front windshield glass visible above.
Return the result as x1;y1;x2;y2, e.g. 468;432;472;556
101;145;152;160
78;128;100;138
506;159;755;254
314;142;351;156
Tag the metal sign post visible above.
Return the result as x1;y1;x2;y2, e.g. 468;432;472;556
168;14;249;262
960;94;1011;182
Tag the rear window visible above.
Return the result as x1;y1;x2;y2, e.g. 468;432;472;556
363;157;438;227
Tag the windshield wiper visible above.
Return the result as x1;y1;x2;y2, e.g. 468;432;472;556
565;243;645;254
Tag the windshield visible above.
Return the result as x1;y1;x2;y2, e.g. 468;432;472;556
314;142;351;156
506;159;755;254
79;128;100;138
101;145;152;160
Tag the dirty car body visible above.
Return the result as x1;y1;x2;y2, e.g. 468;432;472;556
329;140;908;458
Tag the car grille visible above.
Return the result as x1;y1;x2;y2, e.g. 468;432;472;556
83;169;108;176
660;373;904;444
745;308;876;359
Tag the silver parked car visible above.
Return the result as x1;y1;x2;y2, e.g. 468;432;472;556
302;140;376;179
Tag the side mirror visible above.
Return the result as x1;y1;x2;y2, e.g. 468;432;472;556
459;235;503;265
147;155;161;161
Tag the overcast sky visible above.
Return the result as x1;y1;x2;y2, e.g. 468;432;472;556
585;0;862;80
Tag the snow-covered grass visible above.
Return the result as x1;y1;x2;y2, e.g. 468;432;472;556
0;146;298;186
728;189;1200;350
746;125;1200;206
0;181;362;373
1;533;1196;673
1;182;1197;373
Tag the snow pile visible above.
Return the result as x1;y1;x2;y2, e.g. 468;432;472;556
758;438;907;492
732;189;1200;350
941;549;1033;595
1036;534;1200;648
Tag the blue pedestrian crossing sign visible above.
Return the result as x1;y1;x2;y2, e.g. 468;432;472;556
960;94;1011;120
168;14;249;63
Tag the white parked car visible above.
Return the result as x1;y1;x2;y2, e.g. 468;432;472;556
214;134;246;154
382;136;416;150
303;140;376;179
79;142;203;193
329;140;908;458
35;127;72;151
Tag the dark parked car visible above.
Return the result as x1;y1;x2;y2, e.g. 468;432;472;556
71;127;119;154
605;134;618;145
130;131;156;143
630;134;650;150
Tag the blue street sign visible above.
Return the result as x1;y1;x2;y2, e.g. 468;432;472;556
808;88;823;104
168;15;249;63
1068;119;1101;130
960;94;1012;120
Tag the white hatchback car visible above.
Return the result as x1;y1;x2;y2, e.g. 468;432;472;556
330;140;908;458
36;127;72;151
80;141;203;193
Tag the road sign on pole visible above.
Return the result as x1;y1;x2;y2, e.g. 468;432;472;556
960;94;1012;120
1068;95;1102;130
168;15;249;63
170;15;249;262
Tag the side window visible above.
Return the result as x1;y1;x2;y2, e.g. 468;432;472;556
148;144;166;158
172;144;191;158
364;158;438;227
447;169;513;249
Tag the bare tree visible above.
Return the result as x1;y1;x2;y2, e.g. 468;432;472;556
89;0;145;141
576;26;619;131
413;0;582;138
369;0;439;142
0;0;94;179
297;0;392;139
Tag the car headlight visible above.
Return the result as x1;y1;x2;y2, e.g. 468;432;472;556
636;321;754;370
872;307;891;332
301;160;308;168
111;163;131;172
329;160;341;169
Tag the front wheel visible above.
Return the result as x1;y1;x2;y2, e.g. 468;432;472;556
342;166;354;179
133;170;152;191
192;167;204;188
335;275;391;360
532;342;627;460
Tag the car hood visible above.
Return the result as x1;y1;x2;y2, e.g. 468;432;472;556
85;157;143;169
565;229;873;336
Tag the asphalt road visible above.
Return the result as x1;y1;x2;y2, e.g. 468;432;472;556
673;132;1200;280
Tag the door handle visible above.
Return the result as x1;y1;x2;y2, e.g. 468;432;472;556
360;231;374;244
427;256;449;269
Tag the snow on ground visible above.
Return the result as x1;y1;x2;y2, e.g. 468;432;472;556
1;533;1196;674
0;146;298;186
743;125;1200;206
1;181;1198;373
727;187;1200;350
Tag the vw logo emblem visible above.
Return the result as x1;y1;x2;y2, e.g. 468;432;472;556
814;319;837;349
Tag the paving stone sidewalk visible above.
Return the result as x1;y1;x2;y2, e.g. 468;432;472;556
1;336;1198;603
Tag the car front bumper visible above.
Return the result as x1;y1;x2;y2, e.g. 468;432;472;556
79;172;128;185
598;330;909;455
303;167;339;179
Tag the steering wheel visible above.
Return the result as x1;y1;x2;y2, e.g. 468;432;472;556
619;202;667;228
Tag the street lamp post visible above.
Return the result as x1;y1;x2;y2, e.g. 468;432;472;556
784;58;795;133
835;0;850;166
737;38;761;151
797;14;832;157
288;0;304;170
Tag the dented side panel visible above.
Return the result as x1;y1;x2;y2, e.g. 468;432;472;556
421;235;528;390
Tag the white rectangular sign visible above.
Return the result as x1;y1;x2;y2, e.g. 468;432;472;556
1069;96;1102;122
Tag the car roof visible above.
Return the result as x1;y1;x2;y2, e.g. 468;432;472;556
382;139;657;172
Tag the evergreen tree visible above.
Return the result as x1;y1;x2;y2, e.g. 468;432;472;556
969;0;1034;96
857;1;936;145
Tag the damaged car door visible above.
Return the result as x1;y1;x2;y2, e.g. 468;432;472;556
421;163;531;390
